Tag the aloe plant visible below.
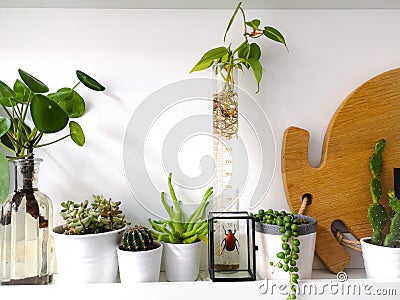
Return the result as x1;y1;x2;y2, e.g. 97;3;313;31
149;173;212;244
190;1;287;93
0;69;105;203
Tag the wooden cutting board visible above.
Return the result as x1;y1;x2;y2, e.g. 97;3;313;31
282;68;400;274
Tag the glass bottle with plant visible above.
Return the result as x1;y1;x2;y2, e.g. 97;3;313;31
190;1;287;272
190;1;287;138
0;69;105;285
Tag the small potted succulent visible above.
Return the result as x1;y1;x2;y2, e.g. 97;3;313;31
252;209;317;300
360;139;400;279
149;172;212;282
52;194;130;284
117;225;163;283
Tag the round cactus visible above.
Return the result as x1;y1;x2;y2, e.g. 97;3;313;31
120;226;155;251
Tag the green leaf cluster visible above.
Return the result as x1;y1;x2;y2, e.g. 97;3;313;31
190;1;287;93
0;69;105;159
0;69;105;204
149;172;212;244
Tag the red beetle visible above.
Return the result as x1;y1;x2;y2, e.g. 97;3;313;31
220;225;240;254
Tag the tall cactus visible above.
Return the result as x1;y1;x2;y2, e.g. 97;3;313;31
368;139;400;247
368;139;387;245
119;226;155;251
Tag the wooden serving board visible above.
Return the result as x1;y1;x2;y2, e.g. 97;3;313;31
282;68;400;274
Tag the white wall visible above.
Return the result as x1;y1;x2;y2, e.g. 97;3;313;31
0;8;399;229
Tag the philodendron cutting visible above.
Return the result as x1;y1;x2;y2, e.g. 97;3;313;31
190;1;287;93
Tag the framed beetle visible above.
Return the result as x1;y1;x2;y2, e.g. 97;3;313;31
220;225;240;254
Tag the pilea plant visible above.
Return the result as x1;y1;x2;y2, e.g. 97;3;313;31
368;139;400;247
149;173;212;244
60;194;129;235
119;225;156;251
0;69;105;203
190;1;287;93
253;209;308;300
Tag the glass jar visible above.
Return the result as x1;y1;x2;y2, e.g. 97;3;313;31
0;158;54;285
212;63;240;271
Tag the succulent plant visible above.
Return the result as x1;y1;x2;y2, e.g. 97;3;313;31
119;226;155;251
60;194;129;235
368;139;400;247
149;173;212;244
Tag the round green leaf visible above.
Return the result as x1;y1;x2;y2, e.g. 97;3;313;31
76;70;105;91
30;94;68;133
0;117;11;138
0;80;16;98
48;88;85;118
18;69;49;93
0;151;10;204
0;80;17;107
13;79;31;103
69;121;85;146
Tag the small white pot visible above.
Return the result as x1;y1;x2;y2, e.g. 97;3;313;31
163;241;203;282
255;214;317;280
52;225;125;284
117;242;163;283
360;237;400;279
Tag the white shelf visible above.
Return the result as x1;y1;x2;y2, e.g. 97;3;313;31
1;269;399;300
0;0;400;9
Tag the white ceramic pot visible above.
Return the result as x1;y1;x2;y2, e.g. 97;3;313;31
255;214;317;280
163;241;203;282
117;241;163;283
51;225;125;284
360;237;400;279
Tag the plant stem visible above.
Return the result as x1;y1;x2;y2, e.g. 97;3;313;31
72;82;80;90
34;134;70;148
